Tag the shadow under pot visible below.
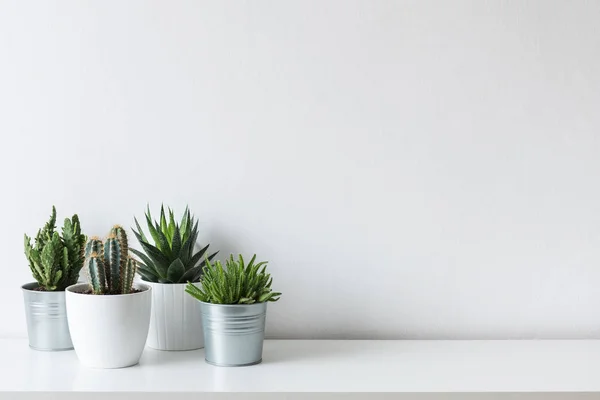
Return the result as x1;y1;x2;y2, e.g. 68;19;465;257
200;301;268;367
21;282;73;351
65;283;152;369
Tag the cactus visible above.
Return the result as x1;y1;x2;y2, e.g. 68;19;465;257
85;252;106;295
24;206;87;291
84;227;137;295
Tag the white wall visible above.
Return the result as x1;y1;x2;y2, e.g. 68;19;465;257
1;0;599;339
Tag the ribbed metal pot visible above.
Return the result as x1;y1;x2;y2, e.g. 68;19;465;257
21;282;73;351
200;301;267;367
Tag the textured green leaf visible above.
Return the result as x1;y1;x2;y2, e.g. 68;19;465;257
131;231;170;277
160;205;168;242
171;224;182;260
145;206;162;250
167;259;185;283
129;247;160;276
133;217;148;243
153;221;171;259
180;206;191;243
137;267;158;282
168;207;176;242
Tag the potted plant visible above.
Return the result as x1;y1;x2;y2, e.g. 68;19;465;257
131;205;218;351
22;206;86;351
66;226;151;368
186;254;281;366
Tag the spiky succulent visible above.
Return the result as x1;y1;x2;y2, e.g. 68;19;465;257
186;254;281;304
132;205;218;283
83;226;137;295
24;206;86;291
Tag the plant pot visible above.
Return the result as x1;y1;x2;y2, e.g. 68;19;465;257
21;282;73;351
200;301;267;367
146;281;204;351
65;283;152;368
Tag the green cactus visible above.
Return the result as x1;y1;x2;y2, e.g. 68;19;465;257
24;206;87;291
85;237;104;258
85;252;106;295
84;226;137;295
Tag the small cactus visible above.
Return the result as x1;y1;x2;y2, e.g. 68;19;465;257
84;227;137;295
24;206;87;291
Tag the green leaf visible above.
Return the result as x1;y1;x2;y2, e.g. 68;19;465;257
154;223;172;260
180;206;191;242
171;224;182;259
179;265;201;283
133;217;148;243
145;206;162;250
137;267;158;282
167;259;185;283
168;207;176;242
130;248;159;276
196;253;280;304
189;245;215;268
160;204;168;242
133;236;170;277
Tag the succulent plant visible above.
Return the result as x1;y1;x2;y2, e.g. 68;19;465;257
83;226;137;295
24;206;87;291
131;205;218;283
186;254;281;304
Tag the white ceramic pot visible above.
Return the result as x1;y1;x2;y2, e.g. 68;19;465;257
146;281;204;351
65;283;152;369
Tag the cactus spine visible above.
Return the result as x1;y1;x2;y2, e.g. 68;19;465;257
83;227;137;295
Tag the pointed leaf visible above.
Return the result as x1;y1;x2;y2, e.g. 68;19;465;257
171;224;182;259
133;217;148;243
167;259;185;283
160;205;168;242
145;206;162;250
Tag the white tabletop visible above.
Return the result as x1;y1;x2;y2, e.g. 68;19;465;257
2;338;600;394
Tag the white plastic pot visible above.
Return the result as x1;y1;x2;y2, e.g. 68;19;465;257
145;281;204;351
65;283;151;369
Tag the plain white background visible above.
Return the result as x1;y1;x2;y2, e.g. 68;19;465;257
0;0;599;340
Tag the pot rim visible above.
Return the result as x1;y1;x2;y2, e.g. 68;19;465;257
142;280;200;286
21;282;66;293
197;300;268;308
66;282;152;297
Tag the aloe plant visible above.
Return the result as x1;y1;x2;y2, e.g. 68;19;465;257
131;205;218;283
24;206;87;291
83;226;137;295
186;254;281;304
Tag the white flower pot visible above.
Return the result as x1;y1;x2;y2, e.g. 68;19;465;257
145;281;204;351
65;283;152;369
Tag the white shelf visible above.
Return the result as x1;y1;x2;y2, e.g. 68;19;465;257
2;338;600;396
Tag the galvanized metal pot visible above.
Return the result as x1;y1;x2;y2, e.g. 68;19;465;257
200;301;267;367
66;283;152;369
21;282;73;351
146;281;204;351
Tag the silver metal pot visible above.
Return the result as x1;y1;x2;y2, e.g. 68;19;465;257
200;301;267;366
22;282;73;351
